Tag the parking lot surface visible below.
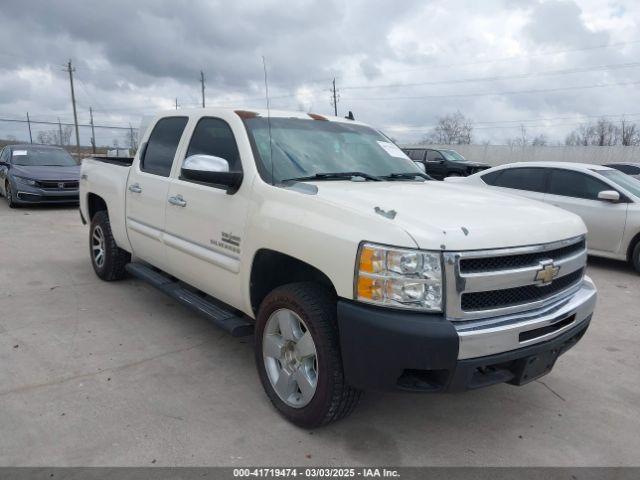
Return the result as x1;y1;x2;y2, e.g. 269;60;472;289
0;202;639;466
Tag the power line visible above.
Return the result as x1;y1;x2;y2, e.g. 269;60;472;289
340;62;640;91
342;79;640;101
0;115;135;130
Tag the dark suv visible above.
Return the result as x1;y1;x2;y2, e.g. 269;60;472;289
403;147;489;180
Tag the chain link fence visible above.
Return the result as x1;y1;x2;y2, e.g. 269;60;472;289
0;116;139;157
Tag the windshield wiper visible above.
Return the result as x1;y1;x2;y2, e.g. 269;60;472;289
281;171;382;183
382;172;432;181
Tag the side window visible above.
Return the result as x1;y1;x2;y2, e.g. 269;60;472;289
141;117;188;177
426;150;442;161
185;117;241;171
482;170;503;186
407;149;425;161
611;164;631;174
491;168;548;193
631;166;640;175
548;169;611;200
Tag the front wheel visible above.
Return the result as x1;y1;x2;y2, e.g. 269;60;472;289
5;181;17;208
255;283;362;428
89;210;130;281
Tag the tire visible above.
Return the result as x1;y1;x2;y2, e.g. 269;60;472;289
632;241;640;274
255;282;362;428
5;181;17;208
89;210;130;281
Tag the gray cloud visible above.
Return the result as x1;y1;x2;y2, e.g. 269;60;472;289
0;0;638;145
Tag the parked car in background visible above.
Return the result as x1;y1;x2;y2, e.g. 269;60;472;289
0;144;80;208
79;108;596;427
402;147;489;180
447;162;640;272
605;162;640;179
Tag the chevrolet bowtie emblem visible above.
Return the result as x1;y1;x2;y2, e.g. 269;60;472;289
535;260;560;285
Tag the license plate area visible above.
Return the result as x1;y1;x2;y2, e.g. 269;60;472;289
509;348;560;385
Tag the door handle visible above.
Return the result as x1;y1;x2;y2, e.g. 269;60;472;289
168;194;187;207
128;183;142;193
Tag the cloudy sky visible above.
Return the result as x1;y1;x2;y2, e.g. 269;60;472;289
1;0;639;146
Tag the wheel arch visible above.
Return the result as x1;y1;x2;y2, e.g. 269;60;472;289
627;230;640;261
87;192;108;220
249;249;337;315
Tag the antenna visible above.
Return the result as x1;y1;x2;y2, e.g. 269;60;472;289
262;56;275;185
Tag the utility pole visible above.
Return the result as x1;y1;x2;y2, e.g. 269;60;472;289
200;70;206;108
26;112;33;143
57;118;64;146
331;78;339;116
89;106;96;154
64;60;81;157
175;98;178;110
129;123;136;150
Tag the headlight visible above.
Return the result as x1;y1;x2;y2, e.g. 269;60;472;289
355;242;443;312
14;176;36;186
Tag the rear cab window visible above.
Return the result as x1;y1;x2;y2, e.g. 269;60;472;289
141;116;189;177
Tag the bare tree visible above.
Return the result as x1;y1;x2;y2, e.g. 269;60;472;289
36;126;72;146
620;118;640;146
507;125;528;147
531;133;548;146
565;118;623;146
423;111;473;145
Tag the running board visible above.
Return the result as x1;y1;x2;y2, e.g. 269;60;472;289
125;262;254;337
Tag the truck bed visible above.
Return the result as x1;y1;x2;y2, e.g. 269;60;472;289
82;156;134;167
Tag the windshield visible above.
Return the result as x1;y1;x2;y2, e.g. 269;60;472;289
599;170;640;198
243;117;423;183
11;147;77;166
441;150;467;162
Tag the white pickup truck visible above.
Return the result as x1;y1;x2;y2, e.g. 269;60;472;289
79;108;597;427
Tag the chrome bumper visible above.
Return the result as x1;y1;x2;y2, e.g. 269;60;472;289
455;276;597;360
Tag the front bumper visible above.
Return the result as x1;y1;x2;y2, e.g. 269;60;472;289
13;181;79;204
338;277;596;392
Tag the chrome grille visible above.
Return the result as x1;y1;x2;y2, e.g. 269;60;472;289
444;236;587;321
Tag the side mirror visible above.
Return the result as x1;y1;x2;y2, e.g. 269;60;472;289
181;154;243;194
598;190;620;202
414;161;426;173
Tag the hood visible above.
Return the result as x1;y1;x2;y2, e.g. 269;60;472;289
11;164;80;181
311;181;586;251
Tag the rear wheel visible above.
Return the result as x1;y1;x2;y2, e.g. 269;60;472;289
632;241;640;274
255;283;362;428
89;210;130;281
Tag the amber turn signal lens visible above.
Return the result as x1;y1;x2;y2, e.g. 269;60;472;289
359;246;384;273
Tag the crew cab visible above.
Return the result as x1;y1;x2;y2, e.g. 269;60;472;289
402;147;489;179
79;109;597;427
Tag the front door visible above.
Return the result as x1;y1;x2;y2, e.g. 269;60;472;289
125;116;188;271
545;169;628;253
425;150;447;179
164;116;250;308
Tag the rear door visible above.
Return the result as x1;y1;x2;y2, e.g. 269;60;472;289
545;169;628;253
482;167;549;202
125;116;188;271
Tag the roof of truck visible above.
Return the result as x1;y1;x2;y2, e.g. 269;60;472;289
153;107;367;126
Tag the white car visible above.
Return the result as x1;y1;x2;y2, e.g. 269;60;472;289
79;110;597;427
447;162;640;272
